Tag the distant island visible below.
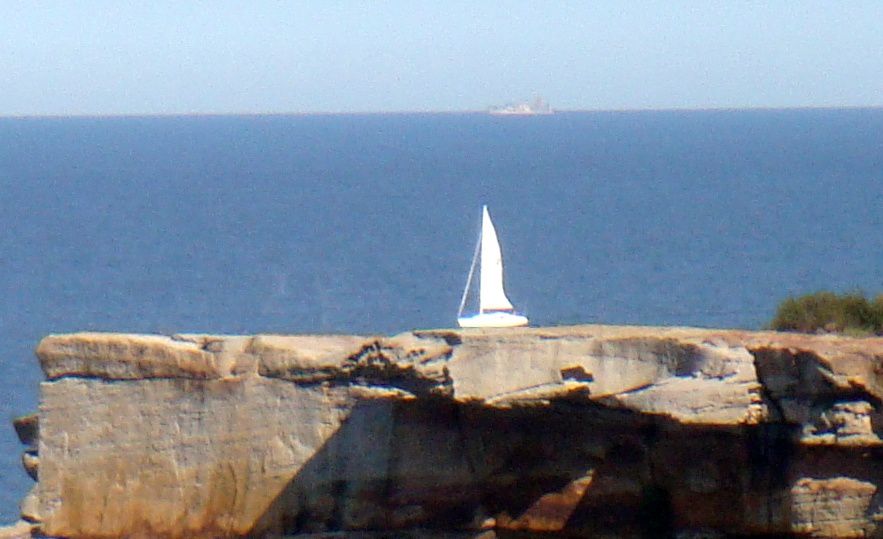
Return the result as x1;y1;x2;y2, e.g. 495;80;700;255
489;96;553;115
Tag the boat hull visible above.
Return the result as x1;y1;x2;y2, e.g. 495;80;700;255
457;312;529;328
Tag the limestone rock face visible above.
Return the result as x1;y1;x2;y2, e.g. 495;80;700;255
37;333;224;380
0;520;35;539
9;325;883;537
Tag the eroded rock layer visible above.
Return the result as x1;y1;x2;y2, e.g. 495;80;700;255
8;326;883;538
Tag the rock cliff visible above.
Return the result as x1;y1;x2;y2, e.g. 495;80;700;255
5;325;883;538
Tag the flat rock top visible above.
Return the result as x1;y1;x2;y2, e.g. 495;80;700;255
36;324;883;378
35;325;883;420
425;323;883;348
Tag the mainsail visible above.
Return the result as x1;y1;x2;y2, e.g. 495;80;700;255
457;205;528;328
478;205;515;312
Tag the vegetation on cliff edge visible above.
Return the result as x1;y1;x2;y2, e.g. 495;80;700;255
770;291;883;335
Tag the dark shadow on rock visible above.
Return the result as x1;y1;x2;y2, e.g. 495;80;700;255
243;392;846;538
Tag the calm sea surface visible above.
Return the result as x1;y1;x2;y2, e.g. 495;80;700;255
2;110;882;522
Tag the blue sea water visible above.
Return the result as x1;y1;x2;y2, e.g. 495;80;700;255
1;109;883;522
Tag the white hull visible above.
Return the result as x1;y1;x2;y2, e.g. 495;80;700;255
457;311;529;328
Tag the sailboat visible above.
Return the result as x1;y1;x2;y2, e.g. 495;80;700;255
457;205;529;328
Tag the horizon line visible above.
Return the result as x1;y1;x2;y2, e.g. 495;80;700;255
2;104;882;120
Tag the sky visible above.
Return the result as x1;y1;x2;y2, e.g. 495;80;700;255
2;2;882;116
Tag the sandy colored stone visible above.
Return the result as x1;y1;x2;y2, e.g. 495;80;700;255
496;472;594;532
12;325;883;537
0;521;34;539
21;451;37;481
252;334;376;379
791;477;879;537
37;376;355;538
37;333;223;380
19;486;39;524
802;400;883;446
256;333;453;397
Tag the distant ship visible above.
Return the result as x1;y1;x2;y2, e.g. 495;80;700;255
489;97;553;116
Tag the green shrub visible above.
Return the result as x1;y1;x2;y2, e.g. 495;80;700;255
770;291;883;335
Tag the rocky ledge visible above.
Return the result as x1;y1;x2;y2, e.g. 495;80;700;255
5;325;883;538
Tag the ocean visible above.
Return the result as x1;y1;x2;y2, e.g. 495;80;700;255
1;109;882;522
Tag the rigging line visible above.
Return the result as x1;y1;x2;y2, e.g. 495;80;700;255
458;229;482;317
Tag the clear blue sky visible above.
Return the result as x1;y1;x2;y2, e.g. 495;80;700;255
2;2;882;116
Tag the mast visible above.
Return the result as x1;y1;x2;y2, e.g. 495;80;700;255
457;228;481;318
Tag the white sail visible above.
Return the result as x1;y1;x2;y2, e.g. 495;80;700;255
478;205;515;312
